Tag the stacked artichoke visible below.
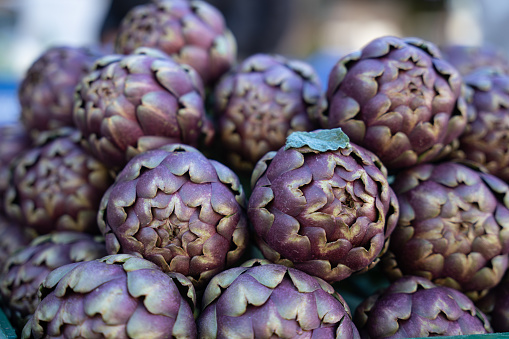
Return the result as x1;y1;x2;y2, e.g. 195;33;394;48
7;0;509;337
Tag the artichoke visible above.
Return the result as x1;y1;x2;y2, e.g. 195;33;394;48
114;0;237;86
441;44;509;76
198;259;360;339
248;129;399;284
98;143;249;289
4;128;113;234
18;46;99;138
325;36;468;170
0;123;32;213
447;67;509;182
0;231;107;329
73;47;215;170
21;254;197;339
476;274;509;332
214;53;326;173
354;275;492;338
383;161;509;300
0;214;36;270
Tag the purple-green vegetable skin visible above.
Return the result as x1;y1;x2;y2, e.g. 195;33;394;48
325;36;468;170
447;67;509;182
384;161;509;301
18;46;100;137
73;47;214;170
21;254;197;339
198;259;360;339
98;143;249;289
0;232;107;325
114;0;236;86
4;128;113;234
248;141;399;284
354;275;492;338
214;53;326;173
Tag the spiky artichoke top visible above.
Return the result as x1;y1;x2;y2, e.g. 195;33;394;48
198;259;360;339
384;161;509;300
21;254;197;339
248;129;399;284
447;67;509;182
214;53;326;173
325;36;468;170
98;143;249;289
354;275;492;338
18;46;100;137
114;0;237;86
4;128;113;234
73;47;215;170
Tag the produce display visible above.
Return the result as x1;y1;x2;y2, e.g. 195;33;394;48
2;0;509;338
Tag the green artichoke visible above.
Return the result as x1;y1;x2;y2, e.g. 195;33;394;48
198;259;360;338
73;47;215;170
98;143;248;289
214;53;326;173
325;36;468;170
4;128;113;234
18;46;100;138
441;44;509;76
114;0;237;86
383;161;509;300
0;231;107;329
446;67;509;182
0;123;32;213
248;129;399;284
354;275;492;338
21;254;197;339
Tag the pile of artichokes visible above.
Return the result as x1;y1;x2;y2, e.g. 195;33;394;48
3;0;509;338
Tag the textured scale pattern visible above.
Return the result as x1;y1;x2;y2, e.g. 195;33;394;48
248;141;399;283
98;144;248;289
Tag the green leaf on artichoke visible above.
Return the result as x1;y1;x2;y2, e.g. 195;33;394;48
285;128;350;152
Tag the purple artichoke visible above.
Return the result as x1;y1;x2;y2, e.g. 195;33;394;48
248;129;399;284
447;67;509;182
198;259;360;338
383;161;509;300
98;143;249;289
73;47;215;170
4;128;113;234
476;274;509;332
0;123;32;213
18;46;100;137
441;44;509;76
114;0;237;86
0;214;36;270
325;36;468;170
21;254;197;339
354;275;492;338
214;53;326;173
0;231;107;328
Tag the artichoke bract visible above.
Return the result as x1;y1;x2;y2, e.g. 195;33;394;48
0;231;107;329
4;128;113;234
98;143;249;289
447;67;509;182
114;0;237;86
18;46;99;137
326;36;467;170
73;47;215;170
248;129;399;284
214;53;326;173
354;275;492;338
198;259;360;339
21;254;197;339
384;161;509;300
0;214;35;270
441;44;509;76
0;123;31;213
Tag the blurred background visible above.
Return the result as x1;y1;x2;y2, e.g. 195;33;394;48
0;0;508;124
